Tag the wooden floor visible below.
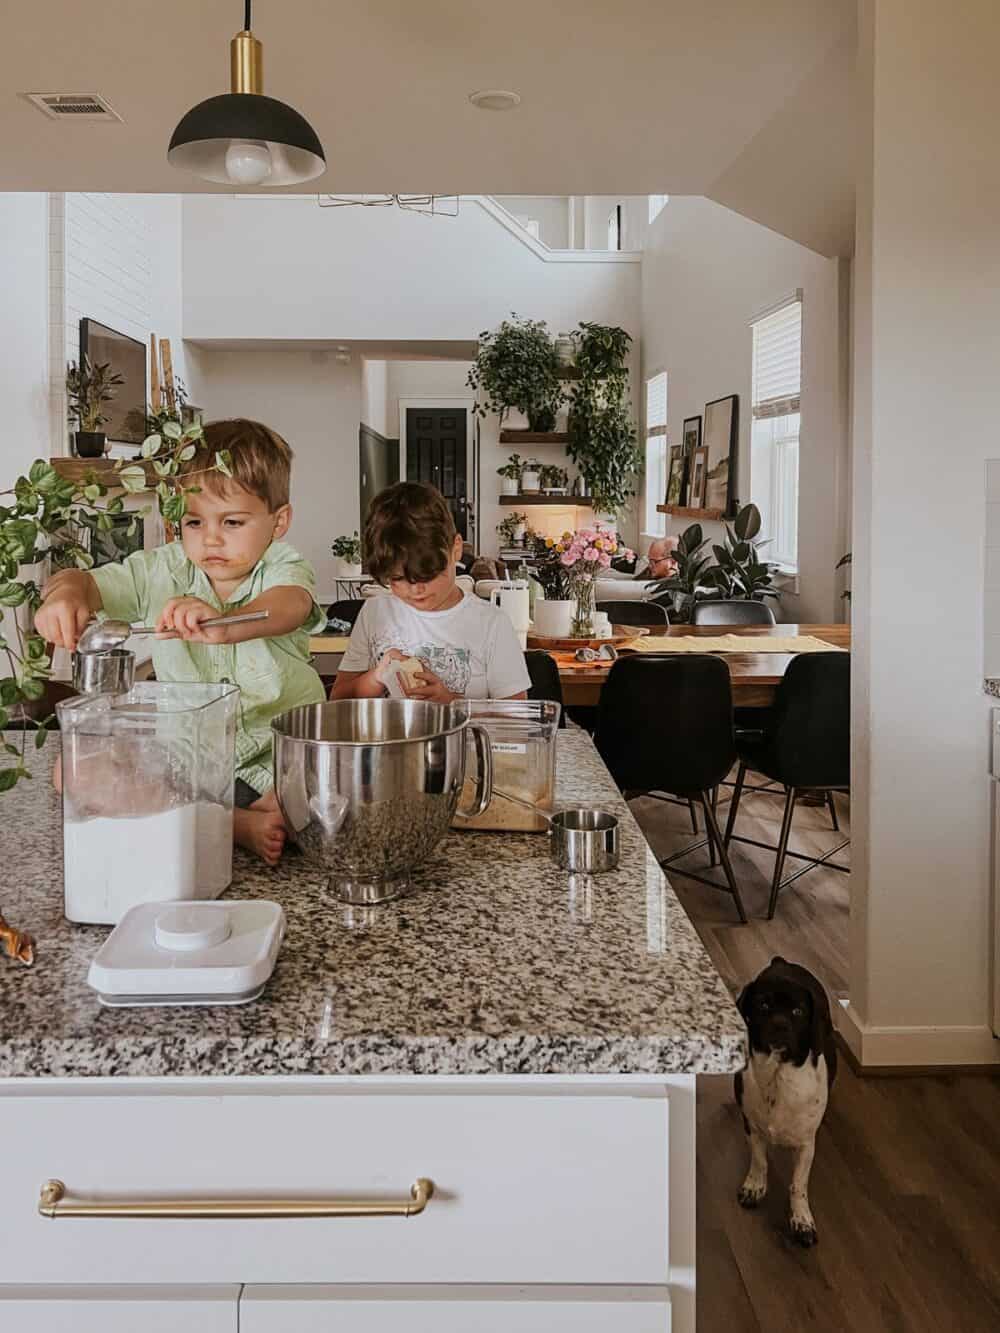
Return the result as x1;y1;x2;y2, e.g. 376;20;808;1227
631;783;1000;1332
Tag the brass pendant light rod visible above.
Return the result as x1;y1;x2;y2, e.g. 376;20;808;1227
231;0;262;95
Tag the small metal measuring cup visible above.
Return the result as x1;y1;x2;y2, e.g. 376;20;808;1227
492;787;621;874
71;648;135;696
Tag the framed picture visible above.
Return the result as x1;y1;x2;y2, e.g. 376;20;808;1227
79;318;147;446
702;394;739;514
688;446;708;509
682;414;702;456
665;444;686;506
180;403;205;429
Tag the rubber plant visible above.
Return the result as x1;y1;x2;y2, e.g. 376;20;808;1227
702;503;781;603
467;314;564;431
0;420;230;793
646;522;715;622
565;322;640;516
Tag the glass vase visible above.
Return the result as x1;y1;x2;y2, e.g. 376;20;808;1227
571;574;596;637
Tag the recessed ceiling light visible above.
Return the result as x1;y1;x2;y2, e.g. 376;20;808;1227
468;89;521;112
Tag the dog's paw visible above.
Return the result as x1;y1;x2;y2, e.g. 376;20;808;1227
790;1216;818;1247
737;1180;767;1209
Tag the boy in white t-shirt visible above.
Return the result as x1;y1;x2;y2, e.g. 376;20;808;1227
333;482;530;702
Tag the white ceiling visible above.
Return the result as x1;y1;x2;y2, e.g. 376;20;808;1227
0;0;857;254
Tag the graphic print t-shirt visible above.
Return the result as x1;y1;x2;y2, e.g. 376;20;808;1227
339;591;531;699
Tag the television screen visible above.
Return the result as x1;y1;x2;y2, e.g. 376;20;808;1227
79;318;147;446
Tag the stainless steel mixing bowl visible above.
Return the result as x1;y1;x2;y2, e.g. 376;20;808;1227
272;699;493;905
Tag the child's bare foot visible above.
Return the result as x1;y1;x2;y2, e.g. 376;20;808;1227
234;805;286;865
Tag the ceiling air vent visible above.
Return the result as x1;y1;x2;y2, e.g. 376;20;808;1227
23;93;123;123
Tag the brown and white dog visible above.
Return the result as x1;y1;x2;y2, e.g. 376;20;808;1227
734;957;837;1246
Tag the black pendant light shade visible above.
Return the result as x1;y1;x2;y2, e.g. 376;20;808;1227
168;93;325;185
168;2;324;186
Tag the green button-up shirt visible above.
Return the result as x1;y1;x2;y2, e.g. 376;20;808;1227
91;540;326;794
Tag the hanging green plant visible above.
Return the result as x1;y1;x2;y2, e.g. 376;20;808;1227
565;322;640;515
467;314;564;431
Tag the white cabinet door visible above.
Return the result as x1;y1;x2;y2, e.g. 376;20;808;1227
240;1285;671;1332
0;1285;239;1332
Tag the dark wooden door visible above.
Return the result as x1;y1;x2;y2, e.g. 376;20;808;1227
405;408;468;538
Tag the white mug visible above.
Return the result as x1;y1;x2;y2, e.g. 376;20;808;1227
532;599;574;638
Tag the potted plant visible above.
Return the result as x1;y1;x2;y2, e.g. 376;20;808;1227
565;323;641;516
0;423;223;792
497;454;523;497
467;314;564;432
529;534;575;636
539;464;568;495
702;504;781;604
331;530;363;579
66;356;125;458
520;458;542;494
497;512;529;546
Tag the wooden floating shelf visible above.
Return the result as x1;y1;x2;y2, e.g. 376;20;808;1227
500;494;593;507
498;430;569;445
52;457;160;487
657;504;725;521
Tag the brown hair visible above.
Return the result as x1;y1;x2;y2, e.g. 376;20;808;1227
177;418;292;510
365;482;457;585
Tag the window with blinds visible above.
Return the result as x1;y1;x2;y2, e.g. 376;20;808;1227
750;297;801;569
644;371;668;537
648;194;669;223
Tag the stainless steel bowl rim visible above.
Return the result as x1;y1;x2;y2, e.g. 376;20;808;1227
270;702;474;747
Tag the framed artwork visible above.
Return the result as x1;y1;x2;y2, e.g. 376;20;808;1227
702;394;739;514
79;318;147;446
682;414;702;456
688;446;708;509
665;444;686;506
180;403;205;430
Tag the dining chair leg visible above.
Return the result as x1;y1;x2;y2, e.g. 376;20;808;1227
826;790;840;833
708;787;719;866
723;762;748;848
767;787;799;920
701;791;748;925
688;800;699;835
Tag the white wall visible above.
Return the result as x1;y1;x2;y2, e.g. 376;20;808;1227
360;358;389;436
181;197;640;344
841;0;1000;1067
50;193;187;454
0;194;50;480
640;196;850;622
188;349;362;602
493;196;571;249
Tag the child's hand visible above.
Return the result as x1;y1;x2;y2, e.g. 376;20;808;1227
400;663;459;704
372;649;408;687
157;596;228;644
34;590;93;651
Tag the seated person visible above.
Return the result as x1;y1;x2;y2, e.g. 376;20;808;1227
35;418;327;865
332;482;529;702
635;536;679;581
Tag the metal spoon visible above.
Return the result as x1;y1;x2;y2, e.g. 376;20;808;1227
76;610;270;653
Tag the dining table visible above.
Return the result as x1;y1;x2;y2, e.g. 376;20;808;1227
552;623;851;709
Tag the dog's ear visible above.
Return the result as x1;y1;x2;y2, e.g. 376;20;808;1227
736;980;755;1024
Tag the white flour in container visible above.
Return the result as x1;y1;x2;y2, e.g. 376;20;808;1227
63;801;232;925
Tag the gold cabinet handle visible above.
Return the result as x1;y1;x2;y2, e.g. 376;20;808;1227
38;1177;433;1220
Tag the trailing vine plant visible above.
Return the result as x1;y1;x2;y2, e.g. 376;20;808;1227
565;322;641;516
0;421;231;791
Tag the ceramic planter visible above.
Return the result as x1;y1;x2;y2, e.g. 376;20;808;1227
332;557;363;580
521;468;541;494
74;431;106;458
532;599;574;638
500;476;520;496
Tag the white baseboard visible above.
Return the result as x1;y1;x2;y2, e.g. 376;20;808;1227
836;1001;1000;1068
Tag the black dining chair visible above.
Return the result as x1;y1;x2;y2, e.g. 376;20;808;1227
596;600;670;629
524;650;566;727
691;599;776;627
723;652;850;919
326;599;365;629
595;654;748;922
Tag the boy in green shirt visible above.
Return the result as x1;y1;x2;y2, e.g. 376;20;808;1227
36;419;326;864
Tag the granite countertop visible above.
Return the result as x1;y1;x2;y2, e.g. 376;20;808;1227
0;729;746;1079
985;679;1000;698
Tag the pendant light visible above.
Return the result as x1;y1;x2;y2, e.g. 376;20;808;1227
168;1;324;187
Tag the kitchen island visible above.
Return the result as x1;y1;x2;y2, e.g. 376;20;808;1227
0;728;745;1332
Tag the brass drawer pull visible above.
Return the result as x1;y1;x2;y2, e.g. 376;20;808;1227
39;1177;434;1220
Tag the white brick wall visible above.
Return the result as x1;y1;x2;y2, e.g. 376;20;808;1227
49;192;185;455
